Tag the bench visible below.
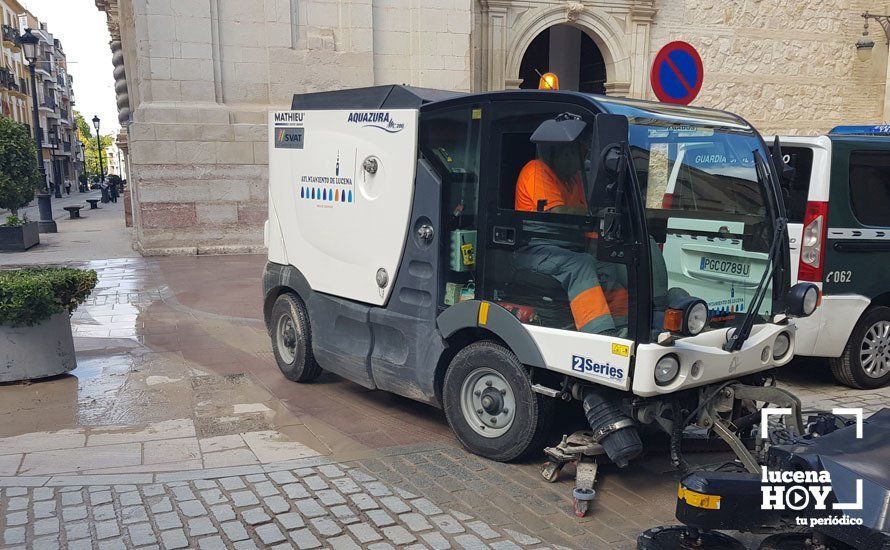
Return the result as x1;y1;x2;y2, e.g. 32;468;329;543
63;206;82;219
86;199;99;209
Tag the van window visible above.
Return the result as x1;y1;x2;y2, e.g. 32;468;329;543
850;152;890;227
780;147;813;223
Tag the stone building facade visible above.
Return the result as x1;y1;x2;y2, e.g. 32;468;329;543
3;4;83;193
96;0;890;256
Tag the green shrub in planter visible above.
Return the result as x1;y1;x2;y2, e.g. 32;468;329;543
0;115;41;216
0;268;98;327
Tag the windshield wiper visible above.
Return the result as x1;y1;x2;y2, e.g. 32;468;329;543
724;151;786;352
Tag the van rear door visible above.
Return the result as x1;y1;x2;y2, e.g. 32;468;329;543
774;136;831;284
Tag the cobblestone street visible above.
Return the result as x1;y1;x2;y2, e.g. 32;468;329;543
2;255;888;549
0;458;561;550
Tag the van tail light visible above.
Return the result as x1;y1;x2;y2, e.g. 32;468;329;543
798;201;828;282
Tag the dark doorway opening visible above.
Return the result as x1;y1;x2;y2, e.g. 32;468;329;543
518;25;606;94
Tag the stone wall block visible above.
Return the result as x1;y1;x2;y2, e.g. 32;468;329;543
130;141;177;165
208;180;252;202
179;42;213;59
154;123;198;141
138;182;209;203
253;142;269;164
447;12;471;35
147;14;175;41
199;124;236;142
170;58;213;81
181;81;217;102
196;203;239;225
171;0;208;17
150;81;182;102
175;141;218;165
237;204;268;225
128;123;156;142
216;142;255;164
234;124;268;142
141;202;198;229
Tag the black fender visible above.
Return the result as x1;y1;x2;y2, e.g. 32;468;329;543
263;262;312;329
436;300;546;369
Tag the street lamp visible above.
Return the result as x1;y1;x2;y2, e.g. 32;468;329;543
20;28;56;233
79;141;86;191
856;11;890;62
92;115;105;187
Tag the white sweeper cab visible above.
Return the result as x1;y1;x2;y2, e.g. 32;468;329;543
263;86;819;506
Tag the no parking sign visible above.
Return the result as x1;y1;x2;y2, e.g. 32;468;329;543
651;41;703;105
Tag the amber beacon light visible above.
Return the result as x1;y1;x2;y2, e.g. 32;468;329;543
538;72;559;90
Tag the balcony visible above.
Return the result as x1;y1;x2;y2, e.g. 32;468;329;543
2;25;20;50
39;98;57;112
35;59;52;77
0;68;18;92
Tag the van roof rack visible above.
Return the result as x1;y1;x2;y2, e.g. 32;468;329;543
291;85;464;111
829;125;890;136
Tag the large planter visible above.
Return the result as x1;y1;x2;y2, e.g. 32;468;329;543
0;221;39;251
0;313;76;382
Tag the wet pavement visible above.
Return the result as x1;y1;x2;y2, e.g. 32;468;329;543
1;254;889;549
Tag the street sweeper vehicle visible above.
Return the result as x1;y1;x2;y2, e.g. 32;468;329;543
263;86;820;510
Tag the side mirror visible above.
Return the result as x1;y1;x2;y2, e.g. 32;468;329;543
587;113;629;209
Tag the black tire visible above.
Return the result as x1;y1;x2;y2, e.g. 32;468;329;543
270;293;322;383
830;306;890;389
442;340;554;462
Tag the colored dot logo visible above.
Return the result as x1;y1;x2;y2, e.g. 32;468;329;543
297;185;353;204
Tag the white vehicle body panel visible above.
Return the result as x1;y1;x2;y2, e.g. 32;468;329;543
268;109;419;305
793;295;870;357
524;325;633;391
774;135;832;285
633;322;796;397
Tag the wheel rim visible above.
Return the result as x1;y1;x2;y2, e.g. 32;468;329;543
860;320;890;378
459;367;516;438
276;313;300;365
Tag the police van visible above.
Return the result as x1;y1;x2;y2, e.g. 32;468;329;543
780;125;890;388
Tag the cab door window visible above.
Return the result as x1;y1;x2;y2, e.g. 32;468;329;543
418;106;482;307
480;102;632;338
849;151;890;227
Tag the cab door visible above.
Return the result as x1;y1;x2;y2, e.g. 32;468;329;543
474;98;643;390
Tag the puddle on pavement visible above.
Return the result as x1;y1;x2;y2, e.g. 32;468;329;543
0;257;453;462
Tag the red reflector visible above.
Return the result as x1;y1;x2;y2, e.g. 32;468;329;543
664;309;683;332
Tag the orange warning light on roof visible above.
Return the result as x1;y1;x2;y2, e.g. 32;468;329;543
539;72;559;90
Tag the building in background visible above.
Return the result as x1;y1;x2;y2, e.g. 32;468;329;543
17;10;80;193
1;0;30;129
105;139;126;180
95;0;890;256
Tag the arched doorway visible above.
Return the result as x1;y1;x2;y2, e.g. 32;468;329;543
518;24;606;94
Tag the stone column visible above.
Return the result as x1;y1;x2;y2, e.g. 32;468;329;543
549;25;581;91
482;1;509;91
628;4;656;100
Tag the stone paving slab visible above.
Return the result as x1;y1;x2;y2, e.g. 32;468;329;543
0;457;573;550
3;255;888;550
